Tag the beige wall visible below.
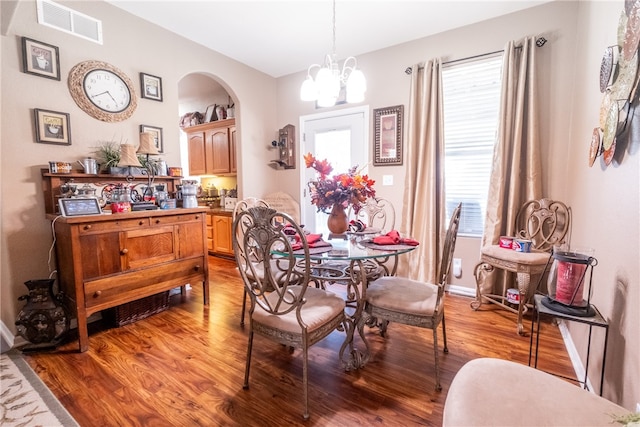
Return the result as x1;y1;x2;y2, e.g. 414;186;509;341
277;1;638;410
1;0;638;411
0;0;280;342
568;1;639;411
277;1;579;291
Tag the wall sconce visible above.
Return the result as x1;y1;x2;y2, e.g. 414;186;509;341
270;124;296;169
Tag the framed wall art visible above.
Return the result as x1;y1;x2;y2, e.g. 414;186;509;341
373;105;404;166
34;108;71;145
21;37;60;80
140;124;163;153
140;73;163;101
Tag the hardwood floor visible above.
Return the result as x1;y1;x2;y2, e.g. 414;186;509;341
25;256;576;426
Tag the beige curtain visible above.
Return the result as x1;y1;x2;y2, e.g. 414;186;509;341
480;36;543;295
398;59;445;283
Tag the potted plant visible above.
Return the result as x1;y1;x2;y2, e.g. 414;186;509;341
94;140;122;174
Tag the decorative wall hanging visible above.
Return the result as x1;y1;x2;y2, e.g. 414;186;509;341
593;6;640;167
34;108;71;145
373;105;404;166
21;37;60;80
140;72;163;102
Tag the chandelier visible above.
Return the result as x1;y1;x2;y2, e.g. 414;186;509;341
300;0;366;107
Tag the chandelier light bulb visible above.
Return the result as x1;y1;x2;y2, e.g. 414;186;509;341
346;69;366;103
300;75;317;101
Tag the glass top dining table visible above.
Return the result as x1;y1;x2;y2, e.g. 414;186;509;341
274;234;417;370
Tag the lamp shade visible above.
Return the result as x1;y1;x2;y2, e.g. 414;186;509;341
138;132;160;155
118;144;142;167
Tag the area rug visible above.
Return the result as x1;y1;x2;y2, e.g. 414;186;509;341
1;350;79;427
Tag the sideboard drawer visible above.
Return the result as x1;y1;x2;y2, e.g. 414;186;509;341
83;257;206;311
150;213;203;226
78;218;150;234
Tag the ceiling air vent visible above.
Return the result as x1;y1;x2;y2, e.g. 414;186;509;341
36;0;103;44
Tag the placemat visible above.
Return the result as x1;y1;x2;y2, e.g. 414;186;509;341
293;244;333;255
360;240;417;251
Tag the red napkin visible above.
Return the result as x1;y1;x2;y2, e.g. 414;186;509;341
372;230;419;246
291;233;329;250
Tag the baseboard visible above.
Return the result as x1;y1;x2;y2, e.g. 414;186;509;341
1;320;15;353
447;284;476;298
558;320;594;392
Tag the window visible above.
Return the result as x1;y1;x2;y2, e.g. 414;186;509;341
442;54;502;236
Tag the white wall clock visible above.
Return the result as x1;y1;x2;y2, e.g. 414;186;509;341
68;60;137;122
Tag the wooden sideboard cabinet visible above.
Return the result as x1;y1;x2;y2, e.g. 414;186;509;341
185;118;237;176
53;208;210;352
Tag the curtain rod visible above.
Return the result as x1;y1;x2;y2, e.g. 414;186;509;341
404;36;547;75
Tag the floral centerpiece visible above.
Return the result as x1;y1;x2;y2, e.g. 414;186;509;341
304;152;376;233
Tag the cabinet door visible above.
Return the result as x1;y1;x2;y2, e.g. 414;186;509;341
213;215;233;255
177;220;206;259
187;131;206;175
206;127;230;174
80;232;121;279
122;226;177;270
229;125;237;174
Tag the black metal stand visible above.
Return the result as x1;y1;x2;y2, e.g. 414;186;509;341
529;294;609;396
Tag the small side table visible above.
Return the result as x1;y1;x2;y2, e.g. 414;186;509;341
528;294;609;396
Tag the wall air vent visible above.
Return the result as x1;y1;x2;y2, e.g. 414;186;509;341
36;0;102;44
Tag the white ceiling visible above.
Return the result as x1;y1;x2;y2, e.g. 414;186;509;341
106;0;552;78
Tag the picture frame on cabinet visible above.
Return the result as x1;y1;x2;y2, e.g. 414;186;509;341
34;108;71;145
140;73;163;101
204;104;217;123
373;105;403;166
21;37;60;80
140;124;163;153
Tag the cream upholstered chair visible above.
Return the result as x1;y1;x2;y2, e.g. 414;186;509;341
350;197;396;233
443;358;630;426
364;203;462;391
232;206;346;420
233;197;269;326
472;198;571;335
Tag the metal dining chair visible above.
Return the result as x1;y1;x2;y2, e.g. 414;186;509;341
364;203;462;391
233;197;269;326
233;206;346;420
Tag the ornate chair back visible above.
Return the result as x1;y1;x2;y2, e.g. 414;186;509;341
514;198;571;252
233;197;270;325
352;197;396;233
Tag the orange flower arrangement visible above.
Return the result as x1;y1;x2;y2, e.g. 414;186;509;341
304;152;376;214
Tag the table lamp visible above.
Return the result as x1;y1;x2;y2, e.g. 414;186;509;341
118;143;142;181
137;132;161;201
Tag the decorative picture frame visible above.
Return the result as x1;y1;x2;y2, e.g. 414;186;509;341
34;108;71;145
140;124;163;153
21;37;60;80
204;104;216;123
140;73;163;101
373;105;404;166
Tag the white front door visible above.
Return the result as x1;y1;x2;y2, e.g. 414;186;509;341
299;106;369;235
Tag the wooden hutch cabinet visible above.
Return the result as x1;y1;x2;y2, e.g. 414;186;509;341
41;170;209;352
185;118;236;175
